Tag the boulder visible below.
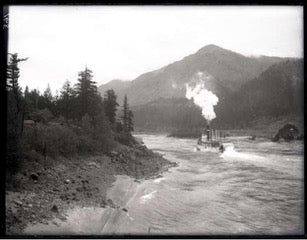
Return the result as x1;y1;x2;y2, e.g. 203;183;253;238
30;173;39;181
272;124;300;142
64;179;71;184
14;200;23;206
51;205;59;213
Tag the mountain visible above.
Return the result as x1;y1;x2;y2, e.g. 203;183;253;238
98;79;131;98
131;59;303;131
98;44;285;106
214;59;304;128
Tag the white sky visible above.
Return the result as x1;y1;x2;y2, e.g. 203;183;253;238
8;6;303;94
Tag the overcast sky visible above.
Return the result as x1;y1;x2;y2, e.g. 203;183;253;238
8;6;303;94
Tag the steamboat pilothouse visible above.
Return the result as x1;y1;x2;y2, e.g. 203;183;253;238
196;125;230;152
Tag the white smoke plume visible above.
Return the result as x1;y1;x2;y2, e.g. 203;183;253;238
185;71;219;122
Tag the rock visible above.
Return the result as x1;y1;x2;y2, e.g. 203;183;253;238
52;188;60;192
272;124;300;142
52;220;60;227
51;205;58;213
28;204;33;208
60;194;69;201
14;200;23;206
72;196;80;201
107;199;116;208
87;162;100;168
58;215;67;221
41;219;48;225
64;179;71;184
30;173;39;181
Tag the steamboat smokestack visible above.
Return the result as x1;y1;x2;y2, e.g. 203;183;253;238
206;124;210;141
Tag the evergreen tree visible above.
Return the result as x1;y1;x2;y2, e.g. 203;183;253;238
42;84;55;113
74;67;101;119
104;89;119;125
6;53;28;172
7;53;28;93
28;89;40;110
43;84;53;103
121;95;129;131
120;95;134;133
57;80;76;120
7;53;28;114
127;110;134;132
23;86;33;120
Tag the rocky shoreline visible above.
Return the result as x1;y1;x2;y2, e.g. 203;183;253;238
5;142;177;235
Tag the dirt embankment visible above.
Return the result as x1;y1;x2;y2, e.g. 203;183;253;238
5;142;177;235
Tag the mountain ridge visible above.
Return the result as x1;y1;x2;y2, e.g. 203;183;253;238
98;44;288;106
130;59;303;131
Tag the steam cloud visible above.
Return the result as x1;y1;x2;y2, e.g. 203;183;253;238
185;71;219;122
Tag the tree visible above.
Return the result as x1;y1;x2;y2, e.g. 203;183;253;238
57;80;76;120
120;95;134;133
104;89;119;125
7;53;28;114
127;110;134;132
6;53;28;173
7;53;28;93
74;67;102;119
41;84;56;115
92;111;113;151
43;84;53;103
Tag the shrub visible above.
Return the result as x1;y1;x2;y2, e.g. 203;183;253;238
114;131;136;146
29;108;54;124
22;123;79;157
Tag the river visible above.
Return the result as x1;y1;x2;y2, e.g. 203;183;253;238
105;134;304;235
25;134;304;236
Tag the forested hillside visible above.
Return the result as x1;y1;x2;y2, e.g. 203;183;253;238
6;55;136;175
131;59;304;132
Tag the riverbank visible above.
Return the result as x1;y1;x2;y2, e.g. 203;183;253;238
168;116;304;140
5;141;177;235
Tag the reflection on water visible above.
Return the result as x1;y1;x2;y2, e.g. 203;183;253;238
115;134;304;235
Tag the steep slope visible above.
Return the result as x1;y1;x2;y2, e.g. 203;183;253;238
215;59;304;128
99;44;285;106
132;59;303;131
98;79;131;97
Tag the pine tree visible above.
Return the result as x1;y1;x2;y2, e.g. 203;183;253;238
7;53;28;92
7;53;28;113
23;86;33;120
121;95;129;131
104;89;119;125
127;110;134;132
75;67;101;119
120;95;134;133
6;53;28;172
57;80;76;120
43;84;53;102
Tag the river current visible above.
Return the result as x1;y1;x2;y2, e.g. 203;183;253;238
110;134;304;235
